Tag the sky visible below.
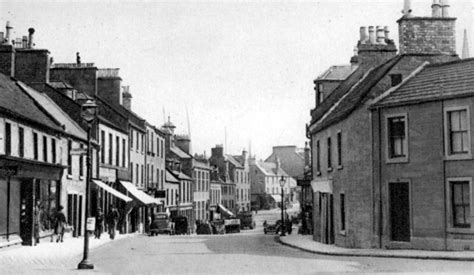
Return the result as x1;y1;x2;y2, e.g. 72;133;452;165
0;0;472;159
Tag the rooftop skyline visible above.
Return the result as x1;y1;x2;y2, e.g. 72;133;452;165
1;0;472;159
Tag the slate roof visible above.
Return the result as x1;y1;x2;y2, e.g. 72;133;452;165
0;73;63;133
166;169;180;184
310;66;368;125
310;55;403;133
170;146;192;159
372;58;474;108
314;65;356;82
255;162;289;177
225;154;243;169
18;82;87;141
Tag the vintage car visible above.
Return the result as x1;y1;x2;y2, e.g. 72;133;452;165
263;220;282;234
149;213;174;236
237;211;256;230
224;217;241;233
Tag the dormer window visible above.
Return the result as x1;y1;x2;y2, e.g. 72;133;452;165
316;83;324;105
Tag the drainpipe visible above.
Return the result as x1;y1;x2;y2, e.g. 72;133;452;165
441;100;448;250
377;107;383;248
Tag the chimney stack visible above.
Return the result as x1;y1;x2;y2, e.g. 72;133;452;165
5;21;12;45
27;28;35;48
359;26;367;44
441;0;449;17
368;26;376;44
402;0;412;16
122;86;132;110
384;26;390;41
76;52;81;65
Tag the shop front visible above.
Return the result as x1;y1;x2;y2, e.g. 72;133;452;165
0;156;63;247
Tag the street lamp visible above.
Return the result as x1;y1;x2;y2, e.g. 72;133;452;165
78;99;98;270
279;175;286;237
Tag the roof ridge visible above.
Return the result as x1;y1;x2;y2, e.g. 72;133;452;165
425;57;474;68
370;61;429;108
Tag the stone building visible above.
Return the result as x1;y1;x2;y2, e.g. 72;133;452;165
371;58;474;250
307;0;460;249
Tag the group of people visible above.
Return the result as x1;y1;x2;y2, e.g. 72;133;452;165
94;205;120;240
33;201;121;244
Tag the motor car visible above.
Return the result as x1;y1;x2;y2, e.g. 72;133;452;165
172;216;188;235
263;220;282;234
149;213;174;236
237;211;256;230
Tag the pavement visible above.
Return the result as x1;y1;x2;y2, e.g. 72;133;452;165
0;232;134;274
279;234;474;261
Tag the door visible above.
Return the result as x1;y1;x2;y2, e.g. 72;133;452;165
390;182;410;242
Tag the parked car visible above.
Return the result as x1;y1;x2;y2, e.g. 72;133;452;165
237;211;256;230
149;213;174;236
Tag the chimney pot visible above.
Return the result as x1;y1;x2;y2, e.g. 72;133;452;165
376;26;385;44
28;27;35;48
5;21;12;45
76;52;81;65
402;0;412;16
368;26;376;44
359;26;367;44
441;0;449;17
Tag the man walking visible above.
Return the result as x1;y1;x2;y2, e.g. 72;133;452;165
107;205;119;240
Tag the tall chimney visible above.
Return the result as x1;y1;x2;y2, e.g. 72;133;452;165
27;28;35;48
76;52;81;65
376;26;385;44
432;0;442;17
359;26;367;44
441;0;449;17
5;21;12;45
384;26;390;41
402;0;412;16
368;26;376;44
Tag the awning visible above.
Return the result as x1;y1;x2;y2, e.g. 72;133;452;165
217;204;235;217
120;181;161;206
310;180;333;193
92;180;133;202
270;194;282;203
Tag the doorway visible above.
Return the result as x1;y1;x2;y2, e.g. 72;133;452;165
389;182;410;242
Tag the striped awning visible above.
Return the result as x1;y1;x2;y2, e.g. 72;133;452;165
92;180;133;202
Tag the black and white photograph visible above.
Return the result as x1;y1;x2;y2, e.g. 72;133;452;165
0;0;474;274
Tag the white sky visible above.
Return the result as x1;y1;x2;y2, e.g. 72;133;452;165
1;0;472;159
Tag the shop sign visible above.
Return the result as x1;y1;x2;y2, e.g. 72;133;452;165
86;217;96;231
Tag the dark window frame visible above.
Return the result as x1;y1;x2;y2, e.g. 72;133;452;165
451;181;471;228
5;122;11;156
327;137;332;170
388;116;407;158
448;109;469;155
18;126;24;158
337;132;342;167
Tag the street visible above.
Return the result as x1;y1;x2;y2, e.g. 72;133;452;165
3;206;473;274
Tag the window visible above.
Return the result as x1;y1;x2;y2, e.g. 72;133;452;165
43;136;48;162
136;164;139;184
388;116;407;158
451;181;470;228
51;138;56;163
316;140;320;173
116;136;120;166
18;127;24;158
67;140;72;174
79;143;84;177
131;162;134;183
448;109;469;155
157;138;160;156
136;131;139;150
108;133;113;165
327;137;332;170
316;83;324;105
33;132;39;160
340;193;346;232
142;135;145;153
130;129;134;149
122;138;126;167
161;140;164;158
5;122;11;155
100;130;105;164
390;74;402;87
141;164;144;185
337;132;342;167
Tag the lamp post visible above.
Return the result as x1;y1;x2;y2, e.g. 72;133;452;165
78;99;98;270
279;175;286;237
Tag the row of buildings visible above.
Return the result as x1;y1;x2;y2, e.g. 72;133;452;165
305;0;474;250
0;22;253;247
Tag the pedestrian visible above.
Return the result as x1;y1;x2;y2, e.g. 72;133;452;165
33;200;43;245
54;205;67;242
106;205;119;240
95;207;104;239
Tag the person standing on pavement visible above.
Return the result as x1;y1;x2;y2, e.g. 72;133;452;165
95;208;104;239
33;200;43;245
54;205;67;242
106;205;119;240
